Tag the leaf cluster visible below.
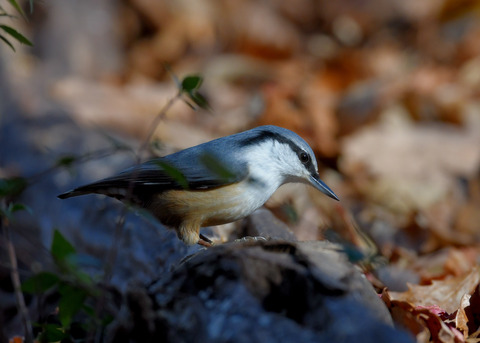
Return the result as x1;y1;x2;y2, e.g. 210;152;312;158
0;0;33;51
22;230;106;342
0;177;30;223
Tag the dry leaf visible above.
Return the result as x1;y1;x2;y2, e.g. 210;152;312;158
389;267;480;314
456;293;471;335
383;290;465;343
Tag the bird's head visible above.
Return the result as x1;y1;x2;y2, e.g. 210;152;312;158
236;126;339;201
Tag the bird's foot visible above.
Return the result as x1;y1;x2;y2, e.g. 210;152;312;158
235;236;268;243
196;235;268;247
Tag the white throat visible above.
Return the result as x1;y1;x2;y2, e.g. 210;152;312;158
242;140;302;195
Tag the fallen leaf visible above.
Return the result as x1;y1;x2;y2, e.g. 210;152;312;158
456;293;471;335
389;267;480;314
383;289;467;343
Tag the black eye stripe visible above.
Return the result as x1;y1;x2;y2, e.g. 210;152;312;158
239;129;316;174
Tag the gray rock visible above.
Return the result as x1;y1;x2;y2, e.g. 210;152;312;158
108;241;414;343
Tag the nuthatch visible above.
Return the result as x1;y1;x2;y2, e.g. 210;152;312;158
58;125;339;246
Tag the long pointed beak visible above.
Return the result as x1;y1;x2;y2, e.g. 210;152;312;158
309;174;339;201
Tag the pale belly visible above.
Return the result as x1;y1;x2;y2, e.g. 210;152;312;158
149;179;276;228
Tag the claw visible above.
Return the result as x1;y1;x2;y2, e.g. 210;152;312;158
198;233;213;247
235;236;268;243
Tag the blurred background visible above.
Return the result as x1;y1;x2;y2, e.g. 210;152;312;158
2;0;480;312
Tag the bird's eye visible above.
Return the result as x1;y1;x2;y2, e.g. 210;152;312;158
299;151;310;164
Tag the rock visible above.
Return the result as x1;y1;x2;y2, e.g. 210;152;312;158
108;241;414;343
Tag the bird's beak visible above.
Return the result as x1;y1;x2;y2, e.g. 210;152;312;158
309;174;339;201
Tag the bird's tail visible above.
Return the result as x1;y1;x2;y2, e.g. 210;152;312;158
57;188;95;199
57;179;131;200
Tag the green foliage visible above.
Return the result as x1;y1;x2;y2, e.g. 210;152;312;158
179;75;211;111
22;230;105;341
0;33;15;50
0;24;32;48
51;229;76;262
6;0;32;19
0;176;30;231
0;177;28;198
0;0;34;51
279;203;299;224
21;272;59;293
181;75;203;92
35;323;69;342
199;152;236;181
58;283;88;327
55;155;77;168
0;201;31;221
155;160;189;189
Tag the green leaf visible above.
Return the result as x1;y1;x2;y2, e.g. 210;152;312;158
7;0;26;19
0;34;15;51
37;323;69;342
199;153;236;181
182;98;197;111
51;229;76;262
182;92;211;111
155;161;189;189
56;155;77;168
82;304;95;317
0;202;31;221
178;74;211;111
58;283;87;328
0;25;32;46
0;177;28;197
280;203;298;224
188;91;210;111
181;75;203;93
8;202;32;214
22;272;59;293
341;245;366;264
102;313;114;326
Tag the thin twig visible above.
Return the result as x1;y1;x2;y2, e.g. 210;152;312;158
30;145;135;185
137;91;182;160
1;207;34;343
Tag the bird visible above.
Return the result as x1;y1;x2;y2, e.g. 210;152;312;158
58;125;339;246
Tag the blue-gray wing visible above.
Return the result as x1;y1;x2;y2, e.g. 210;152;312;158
57;147;248;201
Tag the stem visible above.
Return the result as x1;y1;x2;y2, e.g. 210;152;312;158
137;91;182;160
1;210;34;343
